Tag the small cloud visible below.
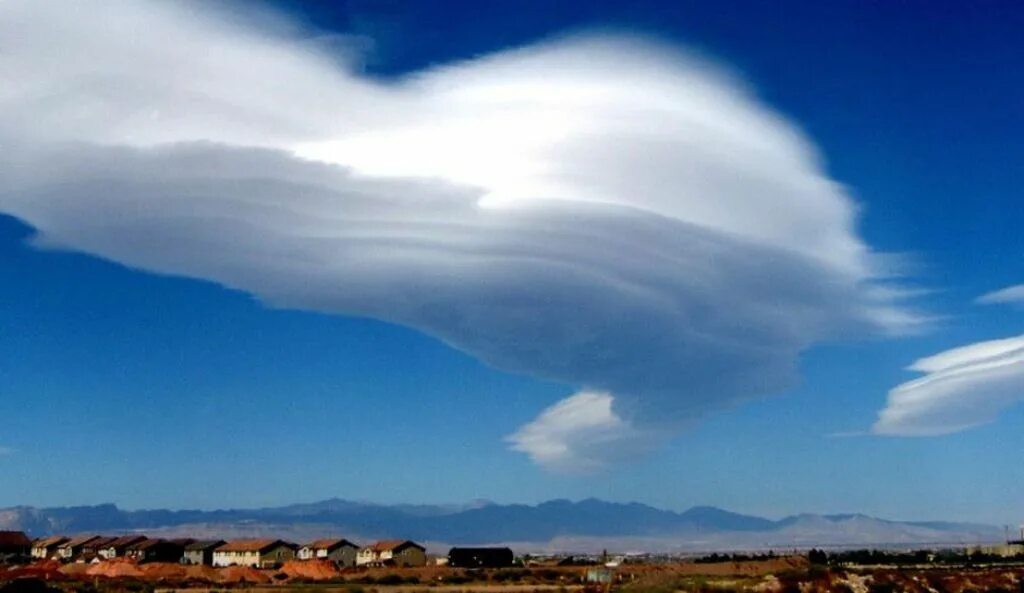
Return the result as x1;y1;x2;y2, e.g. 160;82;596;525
0;446;15;456
976;284;1024;306
506;391;661;473
872;335;1024;436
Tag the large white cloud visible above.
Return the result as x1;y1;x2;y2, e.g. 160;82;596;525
873;336;1024;435
0;0;917;469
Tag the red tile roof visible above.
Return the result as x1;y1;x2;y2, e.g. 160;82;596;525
217;539;295;553
169;538;196;547
104;535;147;549
83;537;119;550
0;531;31;547
60;535;101;548
129;539;167;551
363;540;422;552
32;536;68;549
303;538;355;551
185;540;225;552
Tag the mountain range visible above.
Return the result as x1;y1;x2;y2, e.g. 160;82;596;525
0;498;1003;553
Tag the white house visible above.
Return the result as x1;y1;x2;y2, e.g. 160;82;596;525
212;539;297;568
31;536;68;560
297;538;358;566
356;540;427;567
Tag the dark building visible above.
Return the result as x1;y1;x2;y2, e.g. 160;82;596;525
0;531;32;558
127;539;185;563
182;540;225;566
448;547;514;568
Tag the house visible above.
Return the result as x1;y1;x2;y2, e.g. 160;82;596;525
79;536;119;563
182;540;225;566
99;535;148;559
212;539;297;568
0;531;32;558
31;536;68;560
297;538;358;567
57;535;101;560
169;538;197;548
82;537;117;557
127;539;185;563
356;540;427;567
448;547;514;568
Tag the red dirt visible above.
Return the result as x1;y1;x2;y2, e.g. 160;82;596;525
182;564;221;582
0;561;68;581
216;565;273;584
86;560;144;579
140;563;187;580
56;563;91;578
279;559;342;581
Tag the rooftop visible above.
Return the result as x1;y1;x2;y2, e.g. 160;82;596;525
130;539;174;551
84;537;119;549
0;531;31;547
217;539;294;553
61;535;101;548
106;535;148;548
185;540;225;551
363;540;422;552
304;538;355;551
32;535;68;548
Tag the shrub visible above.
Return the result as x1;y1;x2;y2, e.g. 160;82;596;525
438;574;472;585
374;574;405;585
868;582;896;593
493;569;528;582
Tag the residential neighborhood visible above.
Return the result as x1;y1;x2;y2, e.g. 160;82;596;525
2;530;511;571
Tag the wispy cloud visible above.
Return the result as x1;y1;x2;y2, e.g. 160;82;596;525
0;0;920;470
976;284;1024;305
0;446;15;457
873;336;1024;435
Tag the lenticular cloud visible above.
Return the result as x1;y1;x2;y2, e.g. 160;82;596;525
873;336;1024;435
0;0;916;470
977;284;1024;306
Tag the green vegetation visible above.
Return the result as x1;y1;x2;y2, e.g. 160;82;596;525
820;548;1024;567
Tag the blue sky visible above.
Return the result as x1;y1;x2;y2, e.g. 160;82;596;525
1;0;1022;524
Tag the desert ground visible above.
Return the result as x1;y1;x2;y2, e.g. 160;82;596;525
6;554;1024;593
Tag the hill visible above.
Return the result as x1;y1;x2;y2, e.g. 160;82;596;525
0;498;1001;552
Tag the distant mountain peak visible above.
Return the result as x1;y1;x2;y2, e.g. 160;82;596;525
0;498;1001;551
